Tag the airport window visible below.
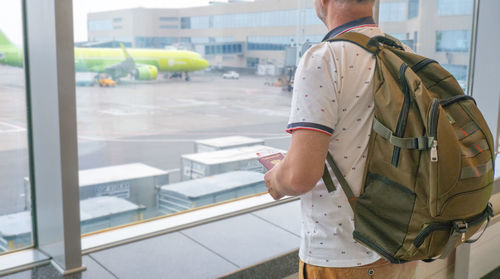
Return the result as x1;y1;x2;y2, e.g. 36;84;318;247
192;37;210;44
436;30;471;52
379;2;407;22
72;0;309;234
247;36;295;51
380;0;474;90
115;37;133;45
159;17;178;22
215;37;235;43
438;0;474;16
0;0;33;254
180;17;190;29
408;0;419;19
135;36;178;48
64;0;481;236
191;16;210;29
160;25;177;29
189;9;322;29
247;57;260;68
88;19;113;31
92;36;111;42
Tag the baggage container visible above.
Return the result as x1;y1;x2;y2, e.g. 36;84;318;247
24;163;169;210
195;136;264;153
0;211;31;251
181;145;285;180
80;196;145;234
0;196;144;251
157;171;265;214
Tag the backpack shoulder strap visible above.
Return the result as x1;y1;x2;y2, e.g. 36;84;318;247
326;32;378;54
322;152;357;209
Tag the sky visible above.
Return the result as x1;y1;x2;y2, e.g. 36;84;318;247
0;0;240;46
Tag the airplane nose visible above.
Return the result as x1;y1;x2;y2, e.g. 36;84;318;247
200;58;209;70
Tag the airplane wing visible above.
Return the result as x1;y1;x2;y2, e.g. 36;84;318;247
101;43;136;79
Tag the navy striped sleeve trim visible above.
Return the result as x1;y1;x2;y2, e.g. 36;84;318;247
286;122;334;136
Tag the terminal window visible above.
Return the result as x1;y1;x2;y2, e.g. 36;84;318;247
436;30;471;52
0;0;33;255
438;0;474;16
0;0;481;239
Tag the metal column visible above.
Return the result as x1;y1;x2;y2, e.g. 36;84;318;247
469;0;500;139
24;0;85;275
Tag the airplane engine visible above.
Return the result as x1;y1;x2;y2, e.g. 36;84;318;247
134;65;158;80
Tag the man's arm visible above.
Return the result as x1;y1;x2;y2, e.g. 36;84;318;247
265;129;331;199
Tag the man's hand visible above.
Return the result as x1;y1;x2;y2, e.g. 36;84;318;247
263;129;331;198
264;166;285;200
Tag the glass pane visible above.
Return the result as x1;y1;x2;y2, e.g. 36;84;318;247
0;1;33;254
380;0;475;91
73;0;327;234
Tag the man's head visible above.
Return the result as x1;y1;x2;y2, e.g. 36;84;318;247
314;0;374;28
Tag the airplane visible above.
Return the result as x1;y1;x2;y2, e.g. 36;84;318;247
0;30;209;82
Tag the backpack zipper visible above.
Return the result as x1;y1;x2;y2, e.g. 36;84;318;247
392;63;411;167
413;223;451;248
440;95;476;108
411;58;437;73
413;204;493;248
429;99;440;162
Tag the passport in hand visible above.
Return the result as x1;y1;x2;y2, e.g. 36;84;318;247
258;153;285;170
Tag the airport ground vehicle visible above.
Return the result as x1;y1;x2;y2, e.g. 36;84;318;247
97;73;116;87
222;71;240;79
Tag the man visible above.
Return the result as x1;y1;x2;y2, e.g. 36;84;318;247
264;0;418;278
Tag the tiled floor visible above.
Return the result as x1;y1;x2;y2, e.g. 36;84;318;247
0;200;301;279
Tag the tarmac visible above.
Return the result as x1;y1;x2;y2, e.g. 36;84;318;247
0;65;293;216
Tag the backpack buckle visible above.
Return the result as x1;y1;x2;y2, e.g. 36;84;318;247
487;202;494;217
453;221;468;242
453;221;468;233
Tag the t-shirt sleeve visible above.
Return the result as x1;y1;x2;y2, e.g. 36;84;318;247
286;43;339;136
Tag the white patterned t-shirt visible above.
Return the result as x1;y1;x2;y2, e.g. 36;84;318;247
286;24;385;267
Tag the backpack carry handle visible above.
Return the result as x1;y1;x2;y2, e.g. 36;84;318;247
368;36;405;51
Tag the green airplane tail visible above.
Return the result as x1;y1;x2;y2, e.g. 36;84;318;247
0;30;14;46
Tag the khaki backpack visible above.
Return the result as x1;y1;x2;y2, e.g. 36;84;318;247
321;32;495;263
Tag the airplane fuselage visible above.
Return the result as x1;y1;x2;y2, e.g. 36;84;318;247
0;44;209;77
74;47;209;74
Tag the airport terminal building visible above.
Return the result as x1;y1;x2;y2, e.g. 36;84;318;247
87;0;472;83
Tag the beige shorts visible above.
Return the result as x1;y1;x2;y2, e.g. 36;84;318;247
299;258;417;279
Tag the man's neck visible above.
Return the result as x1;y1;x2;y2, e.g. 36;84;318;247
324;5;373;31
